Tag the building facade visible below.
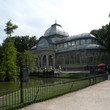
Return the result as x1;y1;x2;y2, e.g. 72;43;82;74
31;23;110;71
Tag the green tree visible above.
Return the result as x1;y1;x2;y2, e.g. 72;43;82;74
0;45;4;80
23;50;37;72
4;20;18;37
13;35;37;72
2;38;17;81
2;20;18;81
91;23;110;51
1;20;38;81
0;45;3;68
29;36;37;49
16;50;37;77
14;36;37;52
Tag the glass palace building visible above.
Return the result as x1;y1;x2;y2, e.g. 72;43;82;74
31;23;110;71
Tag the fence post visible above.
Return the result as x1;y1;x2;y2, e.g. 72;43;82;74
106;74;108;80
20;62;23;103
93;77;96;84
89;78;91;85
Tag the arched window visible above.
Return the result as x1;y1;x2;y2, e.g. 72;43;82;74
64;43;67;48
81;39;86;45
65;54;69;64
87;39;92;44
43;55;46;67
68;42;71;46
70;55;75;64
76;40;80;45
61;44;63;48
57;55;62;65
49;55;53;66
72;41;75;46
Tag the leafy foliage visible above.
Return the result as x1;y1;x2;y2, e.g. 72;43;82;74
0;45;3;69
4;20;18;37
1;37;18;81
0;20;37;81
23;50;37;72
14;36;37;52
91;23;110;51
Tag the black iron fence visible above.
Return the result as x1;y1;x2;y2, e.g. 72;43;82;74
0;73;108;110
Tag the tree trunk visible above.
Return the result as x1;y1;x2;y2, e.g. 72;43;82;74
4;70;10;81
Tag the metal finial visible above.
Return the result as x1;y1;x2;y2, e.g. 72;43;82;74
108;13;110;18
108;13;110;23
55;19;57;24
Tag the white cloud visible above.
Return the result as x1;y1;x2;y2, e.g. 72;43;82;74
0;0;110;44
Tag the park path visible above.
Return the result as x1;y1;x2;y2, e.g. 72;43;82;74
19;77;110;110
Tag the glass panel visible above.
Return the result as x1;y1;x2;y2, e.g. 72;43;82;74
61;44;63;48
65;54;69;64
68;42;71;46
72;41;75;46
64;43;67;48
55;45;57;49
57;44;59;49
81;55;86;64
76;40;80;45
81;39;86;45
59;44;61;49
87;39;92;44
70;55;75;64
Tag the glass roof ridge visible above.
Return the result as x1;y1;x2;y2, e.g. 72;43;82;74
44;23;69;37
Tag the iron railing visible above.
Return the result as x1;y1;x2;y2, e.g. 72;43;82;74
0;73;108;110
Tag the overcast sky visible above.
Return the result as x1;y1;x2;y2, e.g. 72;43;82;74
0;0;110;44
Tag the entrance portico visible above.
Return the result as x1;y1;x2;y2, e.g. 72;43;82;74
41;54;55;70
36;49;55;70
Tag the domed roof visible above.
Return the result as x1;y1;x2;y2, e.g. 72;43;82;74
44;23;69;37
69;33;96;40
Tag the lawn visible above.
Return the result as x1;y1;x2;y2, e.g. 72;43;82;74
0;74;107;110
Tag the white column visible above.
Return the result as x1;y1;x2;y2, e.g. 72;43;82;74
41;56;43;68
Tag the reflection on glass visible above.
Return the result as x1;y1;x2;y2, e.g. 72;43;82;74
72;41;75;46
61;44;63;48
64;43;67;48
87;39;92;44
76;40;80;45
68;42;71;46
81;39;86;44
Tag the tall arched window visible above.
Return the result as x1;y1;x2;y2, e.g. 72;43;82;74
49;55;53;66
43;55;46;67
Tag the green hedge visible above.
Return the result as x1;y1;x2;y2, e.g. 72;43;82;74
59;73;94;78
0;72;5;81
29;70;54;77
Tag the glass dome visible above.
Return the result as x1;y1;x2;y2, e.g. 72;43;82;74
44;23;69;37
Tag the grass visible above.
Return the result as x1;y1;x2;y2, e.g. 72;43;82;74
0;79;90;110
0;74;107;110
59;73;94;78
0;72;108;110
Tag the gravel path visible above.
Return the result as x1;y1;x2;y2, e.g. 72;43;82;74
19;79;110;110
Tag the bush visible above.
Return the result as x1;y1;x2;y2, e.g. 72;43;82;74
29;70;54;77
59;73;93;78
0;71;5;81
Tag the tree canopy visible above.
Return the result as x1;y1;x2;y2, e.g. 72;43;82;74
0;20;38;81
90;23;110;51
4;20;18;37
1;37;17;81
14;35;37;52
